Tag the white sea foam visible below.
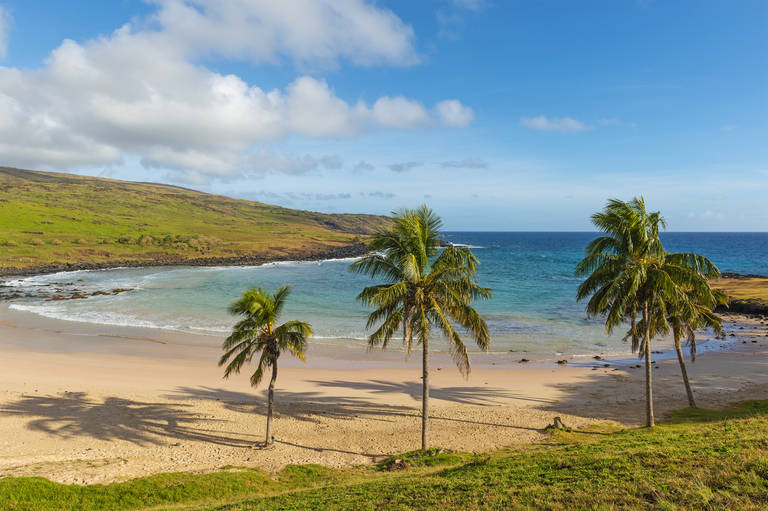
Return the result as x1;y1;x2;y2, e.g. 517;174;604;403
448;243;485;249
8;302;230;334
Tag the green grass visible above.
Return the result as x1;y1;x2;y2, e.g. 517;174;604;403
712;277;768;303
3;401;768;510
0;167;390;270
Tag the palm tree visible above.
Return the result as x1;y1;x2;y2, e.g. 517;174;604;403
219;286;312;446
351;205;491;450
576;197;719;426
648;288;726;408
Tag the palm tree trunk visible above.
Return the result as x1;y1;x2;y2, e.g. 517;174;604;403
643;299;655;427
265;362;277;445
422;335;429;451
674;333;696;408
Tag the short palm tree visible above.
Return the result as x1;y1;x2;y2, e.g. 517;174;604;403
576;197;719;426
351;205;491;450
219;286;312;446
648;287;726;408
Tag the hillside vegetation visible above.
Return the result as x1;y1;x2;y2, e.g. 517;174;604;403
2;401;768;510
0;167;390;272
712;275;768;316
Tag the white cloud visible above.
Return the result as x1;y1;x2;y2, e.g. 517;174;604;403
0;2;474;179
143;148;320;180
597;118;620;126
721;124;738;132
150;0;418;68
373;96;431;129
0;6;9;59
436;99;475;127
520;115;590;133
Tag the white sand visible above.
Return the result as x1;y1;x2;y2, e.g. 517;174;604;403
1;304;767;484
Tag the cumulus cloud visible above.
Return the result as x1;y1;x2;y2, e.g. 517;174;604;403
436;100;474;127
439;157;487;169
150;0;418;68
387;161;423;172
0;6;9;59
372;96;431;128
145;149;320;182
520;115;590;133
0;1;473;179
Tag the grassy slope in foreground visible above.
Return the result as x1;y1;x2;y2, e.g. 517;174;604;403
0;167;390;272
2;401;768;511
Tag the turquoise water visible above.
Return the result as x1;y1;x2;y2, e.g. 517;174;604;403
6;232;768;356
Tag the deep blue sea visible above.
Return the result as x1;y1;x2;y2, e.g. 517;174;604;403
6;232;768;357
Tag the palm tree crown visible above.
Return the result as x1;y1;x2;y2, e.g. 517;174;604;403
351;205;491;373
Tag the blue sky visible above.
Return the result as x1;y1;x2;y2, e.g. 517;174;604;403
0;0;765;230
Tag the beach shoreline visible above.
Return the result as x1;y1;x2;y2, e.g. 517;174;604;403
1;305;767;484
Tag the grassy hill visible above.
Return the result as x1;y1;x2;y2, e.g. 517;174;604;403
2;401;768;510
712;275;768;316
0;167;391;274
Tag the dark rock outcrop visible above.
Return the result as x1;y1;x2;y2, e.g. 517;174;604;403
0;243;370;279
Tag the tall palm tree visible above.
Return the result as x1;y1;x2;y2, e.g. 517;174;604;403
576;197;718;426
219;286;312;446
351;205;491;450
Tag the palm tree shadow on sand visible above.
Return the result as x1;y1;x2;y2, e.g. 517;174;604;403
165;382;547;433
0;392;258;447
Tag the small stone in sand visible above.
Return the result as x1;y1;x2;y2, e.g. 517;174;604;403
556;359;567;365
519;358;530;363
593;356;602;360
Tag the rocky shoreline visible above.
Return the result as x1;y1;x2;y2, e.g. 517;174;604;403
717;300;768;318
0;243;370;279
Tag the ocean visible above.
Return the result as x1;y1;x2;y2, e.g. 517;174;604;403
5;232;768;357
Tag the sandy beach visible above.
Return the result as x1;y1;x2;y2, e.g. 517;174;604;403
1;304;767;485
